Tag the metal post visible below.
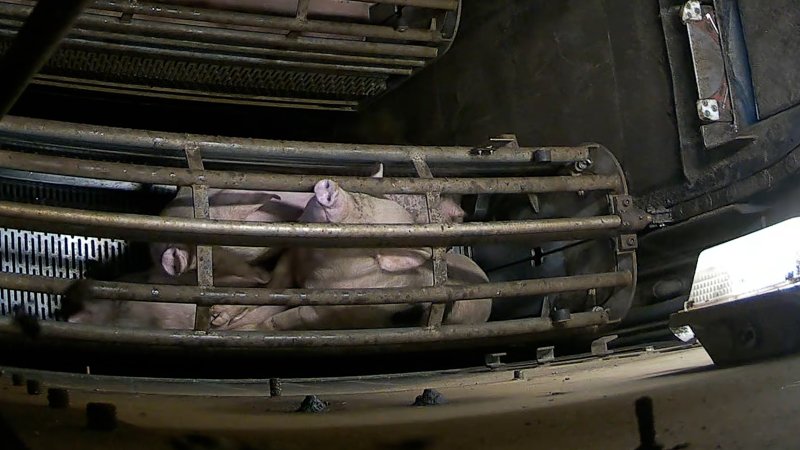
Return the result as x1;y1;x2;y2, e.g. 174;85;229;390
0;0;92;118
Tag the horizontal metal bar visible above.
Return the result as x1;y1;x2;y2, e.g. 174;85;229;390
0;201;624;247
95;0;442;43
0;0;92;117
0;18;427;69
0;150;621;195
0;116;595;174
0;271;632;306
352;0;459;10
0;3;439;59
32;76;358;112
0;311;607;349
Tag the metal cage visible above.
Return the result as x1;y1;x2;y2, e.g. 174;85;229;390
0;0;461;110
0;116;650;355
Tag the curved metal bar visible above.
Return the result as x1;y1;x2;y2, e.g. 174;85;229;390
0;149;622;195
0;311;608;349
350;0;459;10
0;271;632;306
94;1;443;43
0;201;624;247
0;116;593;171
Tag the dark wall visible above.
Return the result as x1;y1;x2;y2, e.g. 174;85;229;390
350;0;684;195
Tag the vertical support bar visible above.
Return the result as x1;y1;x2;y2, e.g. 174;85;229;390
411;154;449;327
184;144;213;331
296;0;311;21
0;0;92;118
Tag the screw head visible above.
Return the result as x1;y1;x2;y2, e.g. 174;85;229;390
681;1;703;22
697;99;721;122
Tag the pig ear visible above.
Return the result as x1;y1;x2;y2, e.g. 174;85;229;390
370;163;385;178
376;249;431;272
161;247;191;276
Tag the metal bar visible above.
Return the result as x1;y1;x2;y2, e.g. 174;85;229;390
0;150;622;195
0;4;439;59
0;311;608;349
0;271;632;306
351;0;459;10
0;21;428;68
94;1;443;43
0;0;92;117
411;154;448;327
0;202;625;247
296;0;310;21
31;76;358;112
184;145;213;331
0;116;593;171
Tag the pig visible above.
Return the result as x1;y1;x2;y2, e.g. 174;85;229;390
68;248;282;330
370;163;466;224
212;179;491;331
152;187;313;277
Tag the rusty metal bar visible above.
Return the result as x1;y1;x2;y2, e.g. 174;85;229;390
0;22;427;69
0;150;621;195
0;311;608;349
94;1;443;43
0;271;632;306
184;145;213;331
411;154;449;327
0;201;626;247
0;3;439;59
0;0;92;117
352;0;459;10
0;116;593;171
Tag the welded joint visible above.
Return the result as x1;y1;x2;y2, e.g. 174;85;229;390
119;0;137;24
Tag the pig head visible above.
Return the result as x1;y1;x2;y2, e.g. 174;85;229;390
217;179;491;331
152;187;313;277
68;248;280;330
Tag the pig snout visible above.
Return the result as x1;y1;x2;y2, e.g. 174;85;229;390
301;179;349;223
314;179;339;208
161;246;193;277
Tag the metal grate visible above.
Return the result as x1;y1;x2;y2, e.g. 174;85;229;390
0;227;127;320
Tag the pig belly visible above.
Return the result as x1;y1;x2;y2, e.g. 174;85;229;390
70;300;196;330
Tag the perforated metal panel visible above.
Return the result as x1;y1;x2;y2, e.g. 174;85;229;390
0;228;127;320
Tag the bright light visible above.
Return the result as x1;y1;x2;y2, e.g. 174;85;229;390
686;217;800;310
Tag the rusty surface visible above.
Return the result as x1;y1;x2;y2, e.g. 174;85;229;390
0;271;632;307
0;311;608;350
0;150;621;195
0;202;626;247
94;1;443;43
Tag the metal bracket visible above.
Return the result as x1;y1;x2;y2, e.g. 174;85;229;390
484;352;506;369
536;346;555;364
610;195;652;234
590;334;618;356
470;134;519;156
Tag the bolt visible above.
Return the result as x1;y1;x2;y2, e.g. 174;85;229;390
681;1;703;22
47;388;70;408
514;370;525;380
26;379;41;395
627;237;637;246
622;198;632;207
697;99;720;122
269;378;282;397
11;373;24;386
86;402;117;431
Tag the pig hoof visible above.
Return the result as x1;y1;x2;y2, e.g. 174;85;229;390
210;311;231;328
314;179;339;207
